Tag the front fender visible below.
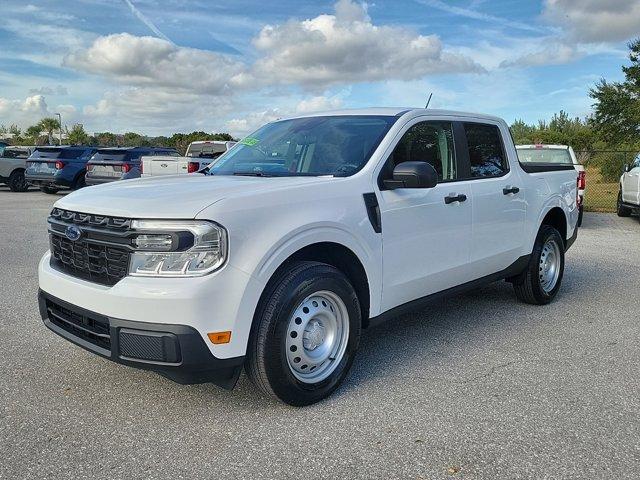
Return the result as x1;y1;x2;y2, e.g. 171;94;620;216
251;223;382;316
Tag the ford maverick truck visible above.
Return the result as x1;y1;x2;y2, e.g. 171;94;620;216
38;108;579;405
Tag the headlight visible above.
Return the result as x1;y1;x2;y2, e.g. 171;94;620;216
128;220;227;277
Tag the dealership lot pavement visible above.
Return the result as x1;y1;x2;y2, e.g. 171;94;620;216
1;187;639;479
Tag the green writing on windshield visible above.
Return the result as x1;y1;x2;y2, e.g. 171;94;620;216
240;137;260;146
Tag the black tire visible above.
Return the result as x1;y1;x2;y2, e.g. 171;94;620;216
245;261;362;406
513;225;565;305
617;189;631;217
40;186;59;194
72;173;86;190
8;169;28;192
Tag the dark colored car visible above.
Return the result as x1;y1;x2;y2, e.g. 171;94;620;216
24;146;98;194
85;147;179;185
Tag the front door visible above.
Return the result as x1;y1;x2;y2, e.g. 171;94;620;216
377;119;472;312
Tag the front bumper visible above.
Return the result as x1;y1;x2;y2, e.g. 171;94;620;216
39;290;244;388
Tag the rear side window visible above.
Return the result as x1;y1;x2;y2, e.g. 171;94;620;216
464;123;507;178
387;121;457;181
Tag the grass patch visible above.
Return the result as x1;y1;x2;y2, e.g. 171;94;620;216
583;166;618;213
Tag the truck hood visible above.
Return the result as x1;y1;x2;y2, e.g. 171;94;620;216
55;174;333;218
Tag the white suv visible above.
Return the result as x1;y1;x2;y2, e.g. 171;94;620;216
617;153;640;218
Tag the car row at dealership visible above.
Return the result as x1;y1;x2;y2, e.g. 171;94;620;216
0;141;235;193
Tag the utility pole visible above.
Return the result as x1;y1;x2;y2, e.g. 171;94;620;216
55;112;62;145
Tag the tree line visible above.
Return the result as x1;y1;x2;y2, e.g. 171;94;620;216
2;39;639;180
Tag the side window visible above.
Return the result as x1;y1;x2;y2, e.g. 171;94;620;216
633;154;640;168
387;121;457;181
464;123;508;178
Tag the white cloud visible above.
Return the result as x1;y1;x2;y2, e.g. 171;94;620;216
250;0;482;89
500;42;581;68
295;95;344;113
28;85;68;96
543;0;640;43
64;33;247;95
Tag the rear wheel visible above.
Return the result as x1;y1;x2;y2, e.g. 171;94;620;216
72;174;86;190
513;225;565;305
245;261;361;406
40;186;59;194
8;170;28;192
617;189;631;217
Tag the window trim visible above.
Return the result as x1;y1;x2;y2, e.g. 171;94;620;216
377;119;461;190
455;120;511;181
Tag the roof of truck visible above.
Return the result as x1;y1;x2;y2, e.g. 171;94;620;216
289;107;504;122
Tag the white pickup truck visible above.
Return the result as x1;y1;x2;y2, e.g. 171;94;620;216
0;146;35;192
37;108;579;405
141;140;236;177
617;153;640;218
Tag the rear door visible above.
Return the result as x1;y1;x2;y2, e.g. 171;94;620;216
377;118;472;311
463;122;526;277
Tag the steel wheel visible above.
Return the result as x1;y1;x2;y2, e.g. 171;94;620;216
539;238;561;293
285;290;350;384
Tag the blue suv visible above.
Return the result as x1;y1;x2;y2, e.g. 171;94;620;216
25;146;97;194
85;147;179;185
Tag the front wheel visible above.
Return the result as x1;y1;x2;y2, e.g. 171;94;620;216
8;170;29;192
245;261;362;406
512;225;565;305
617;189;631;217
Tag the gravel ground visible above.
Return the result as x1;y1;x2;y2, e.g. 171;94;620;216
1;186;639;480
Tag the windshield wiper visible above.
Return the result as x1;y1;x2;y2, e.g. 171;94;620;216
232;171;274;177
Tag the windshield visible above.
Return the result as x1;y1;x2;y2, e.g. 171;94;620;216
517;148;572;164
91;149;140;162
208;115;397;177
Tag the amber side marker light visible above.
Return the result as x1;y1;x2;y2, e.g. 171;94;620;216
208;331;232;344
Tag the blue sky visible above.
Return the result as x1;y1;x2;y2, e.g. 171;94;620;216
0;0;638;136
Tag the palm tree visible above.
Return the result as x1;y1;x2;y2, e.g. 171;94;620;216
25;124;43;145
39;117;61;145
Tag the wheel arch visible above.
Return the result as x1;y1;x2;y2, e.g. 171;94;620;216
251;239;373;332
540;207;567;246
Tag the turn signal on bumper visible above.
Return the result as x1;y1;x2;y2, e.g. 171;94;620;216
208;331;232;344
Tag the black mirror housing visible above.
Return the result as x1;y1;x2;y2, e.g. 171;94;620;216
624;164;630;173
383;161;438;189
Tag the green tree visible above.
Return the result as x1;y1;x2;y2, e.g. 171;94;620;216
39;117;61;145
25;124;43;145
590;39;640;145
67;124;90;145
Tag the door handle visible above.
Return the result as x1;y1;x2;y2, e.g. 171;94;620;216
444;194;467;204
503;186;520;195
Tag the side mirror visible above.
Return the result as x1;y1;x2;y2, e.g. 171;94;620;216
623;164;630;173
383;161;438;190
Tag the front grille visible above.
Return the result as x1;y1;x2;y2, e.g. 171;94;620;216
50;234;129;286
46;298;111;350
48;208;132;286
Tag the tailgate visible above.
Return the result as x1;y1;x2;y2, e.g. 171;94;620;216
144;155;182;176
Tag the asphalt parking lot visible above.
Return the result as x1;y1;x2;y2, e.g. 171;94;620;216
1;186;639;480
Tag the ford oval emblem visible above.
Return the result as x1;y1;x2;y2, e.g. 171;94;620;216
65;225;82;241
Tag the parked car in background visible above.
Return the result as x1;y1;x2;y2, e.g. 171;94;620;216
85;147;179;185
25;146;97;194
517;144;585;226
141;140;236;177
38;108;579;405
0;146;35;192
617;153;640;218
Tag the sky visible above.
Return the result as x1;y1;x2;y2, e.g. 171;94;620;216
0;0;638;136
